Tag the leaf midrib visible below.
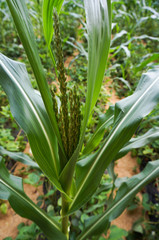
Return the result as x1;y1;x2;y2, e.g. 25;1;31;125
0;178;60;230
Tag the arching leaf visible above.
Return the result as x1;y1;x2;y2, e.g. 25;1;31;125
115;127;159;160
0;54;63;192
77;160;159;239
0;158;66;240
0;146;39;168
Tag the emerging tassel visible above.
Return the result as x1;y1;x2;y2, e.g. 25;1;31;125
51;10;81;160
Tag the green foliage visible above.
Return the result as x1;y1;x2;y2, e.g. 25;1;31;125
0;201;7;214
4;222;41;240
15;223;40;240
0;129;19;151
108;225;128;240
109;0;159;97
24;172;41;186
0;1;159;240
0;158;66;240
0;85;26;154
0;146;39;168
77;160;159;239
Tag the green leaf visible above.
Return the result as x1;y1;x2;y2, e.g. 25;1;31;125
42;0;64;72
134;53;159;73
142;193;151;211
108;225;128;240
0;158;66;240
133;224;143;234
143;146;153;155
6;0;64;154
115;127;159;160
15;223;39;240
0;54;63;192
59;0;112;195
0;202;8;214
111;30;128;45
82;106;114;156
95;183;113;196
77;160;159;239
69;67;159;214
0;146;39;168
43;0;64;45
24;173;40;185
84;0;112;115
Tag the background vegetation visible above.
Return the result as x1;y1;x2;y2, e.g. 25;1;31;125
0;0;159;239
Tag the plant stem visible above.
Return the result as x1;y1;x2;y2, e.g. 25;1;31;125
62;194;69;239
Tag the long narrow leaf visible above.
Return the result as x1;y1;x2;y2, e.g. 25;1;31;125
77;160;159;239
0;146;39;168
42;0;64;72
84;0;111;119
43;0;64;43
82;106;114;156
68;67;159;214
0;158;66;240
0;54;63;192
115;127;159;160
134;53;159;73
6;0;64;153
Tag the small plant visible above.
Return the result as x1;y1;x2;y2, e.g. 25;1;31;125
0;1;159;239
3;222;41;240
0;199;7;214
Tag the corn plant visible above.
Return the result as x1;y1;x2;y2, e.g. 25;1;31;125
0;0;159;239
